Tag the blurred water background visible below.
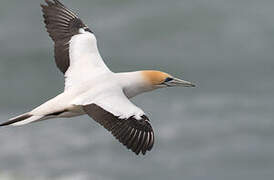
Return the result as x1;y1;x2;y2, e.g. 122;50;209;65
0;0;274;179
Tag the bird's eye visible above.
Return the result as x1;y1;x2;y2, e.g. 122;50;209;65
164;77;173;82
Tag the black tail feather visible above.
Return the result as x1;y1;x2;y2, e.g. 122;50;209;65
0;114;32;126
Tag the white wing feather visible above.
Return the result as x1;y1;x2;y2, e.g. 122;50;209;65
65;30;110;90
72;85;145;120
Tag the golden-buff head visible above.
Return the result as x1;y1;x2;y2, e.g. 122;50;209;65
141;70;195;88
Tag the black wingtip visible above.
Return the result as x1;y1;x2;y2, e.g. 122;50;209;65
83;104;155;156
42;0;63;8
53;0;64;6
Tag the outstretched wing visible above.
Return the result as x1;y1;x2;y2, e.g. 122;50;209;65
41;0;109;89
76;89;155;155
84;105;154;155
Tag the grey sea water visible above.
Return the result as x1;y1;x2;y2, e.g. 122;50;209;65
0;0;274;179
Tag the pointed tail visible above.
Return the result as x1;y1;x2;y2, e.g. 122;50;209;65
0;113;44;126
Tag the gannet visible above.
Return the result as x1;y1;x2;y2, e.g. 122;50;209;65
0;0;195;155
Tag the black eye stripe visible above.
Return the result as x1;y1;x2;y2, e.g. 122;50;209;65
164;77;173;82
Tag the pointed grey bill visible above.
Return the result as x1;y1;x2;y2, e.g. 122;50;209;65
165;77;196;87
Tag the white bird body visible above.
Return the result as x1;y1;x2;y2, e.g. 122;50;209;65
30;71;149;119
1;0;195;155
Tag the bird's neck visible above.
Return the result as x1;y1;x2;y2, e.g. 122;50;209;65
115;71;155;98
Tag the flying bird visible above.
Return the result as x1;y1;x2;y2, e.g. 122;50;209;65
0;0;195;155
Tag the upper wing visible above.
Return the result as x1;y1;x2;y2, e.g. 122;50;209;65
41;0;110;90
75;89;155;155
